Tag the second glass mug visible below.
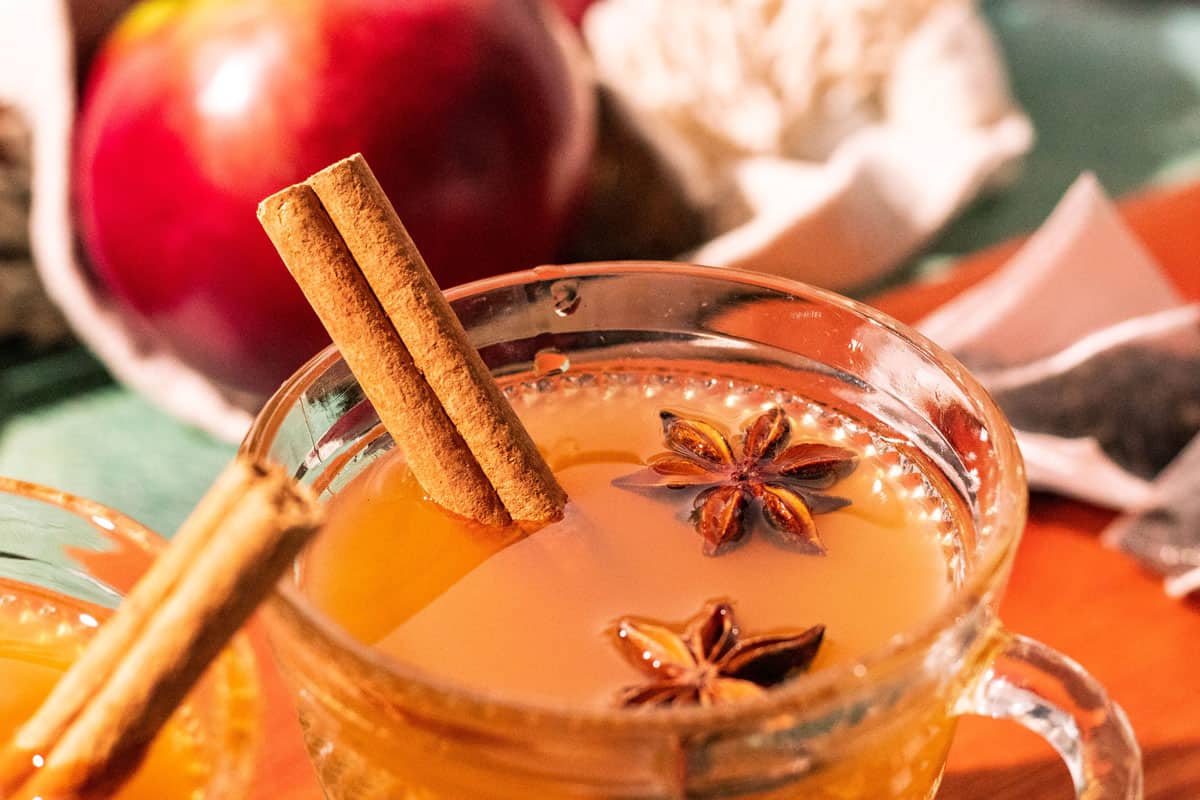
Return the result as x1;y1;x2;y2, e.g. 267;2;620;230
0;477;259;798
244;263;1141;799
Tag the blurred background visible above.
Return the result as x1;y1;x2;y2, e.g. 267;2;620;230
0;0;1196;529
2;2;1199;797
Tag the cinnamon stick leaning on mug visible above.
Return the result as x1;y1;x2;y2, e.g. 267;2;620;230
0;457;323;799
258;153;566;527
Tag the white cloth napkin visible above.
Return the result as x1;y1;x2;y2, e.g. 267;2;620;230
584;0;1033;289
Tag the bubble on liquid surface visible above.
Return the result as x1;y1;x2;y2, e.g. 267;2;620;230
534;348;570;376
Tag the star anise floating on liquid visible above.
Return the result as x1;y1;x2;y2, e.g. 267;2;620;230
615;407;857;556
612;601;825;707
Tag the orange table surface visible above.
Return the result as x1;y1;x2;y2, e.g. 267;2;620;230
250;180;1200;800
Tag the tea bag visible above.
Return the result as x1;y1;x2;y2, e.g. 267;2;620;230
916;174;1200;596
1104;436;1200;599
983;306;1200;480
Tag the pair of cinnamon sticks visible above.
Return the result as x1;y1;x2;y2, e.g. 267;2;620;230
0;154;564;797
257;154;566;528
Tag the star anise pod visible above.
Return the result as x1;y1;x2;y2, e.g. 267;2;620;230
611;601;825;707
615;407;857;556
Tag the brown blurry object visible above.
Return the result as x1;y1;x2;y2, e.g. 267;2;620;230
0;105;69;346
560;88;708;263
0;106;31;255
67;0;136;77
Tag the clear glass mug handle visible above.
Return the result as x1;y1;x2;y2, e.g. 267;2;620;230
956;629;1143;799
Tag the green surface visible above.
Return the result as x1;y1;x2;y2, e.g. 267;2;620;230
935;0;1200;254
3;0;1200;537
0;346;233;535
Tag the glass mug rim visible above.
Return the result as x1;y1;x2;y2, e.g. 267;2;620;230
243;260;1027;732
0;476;165;560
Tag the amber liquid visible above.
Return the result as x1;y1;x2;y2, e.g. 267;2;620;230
306;367;966;713
0;585;223;798
294;369;971;797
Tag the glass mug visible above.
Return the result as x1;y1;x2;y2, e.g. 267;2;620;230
0;477;260;798
245;263;1141;799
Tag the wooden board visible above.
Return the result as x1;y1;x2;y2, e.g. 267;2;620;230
251;181;1200;800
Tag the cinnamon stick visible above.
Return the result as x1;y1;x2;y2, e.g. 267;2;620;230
0;458;322;799
258;183;510;526
259;153;566;525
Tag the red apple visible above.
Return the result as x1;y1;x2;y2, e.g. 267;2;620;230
75;0;593;396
